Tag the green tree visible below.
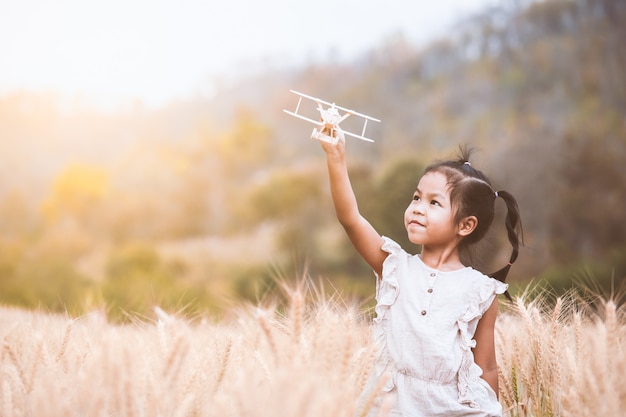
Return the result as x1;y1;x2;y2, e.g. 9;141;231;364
41;164;110;235
102;244;204;321
552;126;626;262
235;170;322;226
0;239;92;314
368;157;425;251
232;168;327;263
218;106;273;179
0;190;38;237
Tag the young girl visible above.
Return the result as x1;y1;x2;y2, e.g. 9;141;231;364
319;127;522;416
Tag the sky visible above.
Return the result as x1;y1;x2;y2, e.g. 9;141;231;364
0;0;495;110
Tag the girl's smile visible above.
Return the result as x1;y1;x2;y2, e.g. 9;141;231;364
407;219;425;228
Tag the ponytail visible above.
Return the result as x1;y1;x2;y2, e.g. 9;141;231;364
425;146;524;301
490;190;523;301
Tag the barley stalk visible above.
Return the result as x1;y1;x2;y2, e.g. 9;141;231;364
497;363;514;409
1;282;625;416
162;334;189;390
356;373;390;417
289;288;304;346
256;308;278;361
3;340;27;392
548;298;562;415
25;338;44;394
336;314;353;384
357;343;377;391
214;336;232;392
603;300;619;415
56;320;73;364
253;349;272;383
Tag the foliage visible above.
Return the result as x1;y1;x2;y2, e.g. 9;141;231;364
41;164;110;234
537;246;626;296
366;156;426;251
550;109;626;263
217;106;274;179
102;243;212;322
0;239;92;315
0;189;38;237
234;169;323;227
0;0;625;311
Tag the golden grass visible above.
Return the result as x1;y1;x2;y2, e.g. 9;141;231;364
1;284;624;416
496;289;625;417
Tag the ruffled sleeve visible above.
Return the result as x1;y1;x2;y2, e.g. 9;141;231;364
373;236;403;324
371;237;405;392
456;277;508;407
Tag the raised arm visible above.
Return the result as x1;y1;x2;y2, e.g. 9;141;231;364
320;128;387;276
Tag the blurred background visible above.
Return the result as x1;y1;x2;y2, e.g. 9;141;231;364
0;0;624;320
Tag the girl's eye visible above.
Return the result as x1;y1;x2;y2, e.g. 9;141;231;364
431;200;441;207
413;195;420;201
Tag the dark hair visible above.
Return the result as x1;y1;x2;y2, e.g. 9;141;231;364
424;146;523;298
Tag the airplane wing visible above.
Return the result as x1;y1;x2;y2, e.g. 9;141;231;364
343;131;375;143
282;110;323;126
284;89;380;143
289;90;381;122
288;90;335;108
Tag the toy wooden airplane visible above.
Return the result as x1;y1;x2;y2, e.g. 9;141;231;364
283;90;380;144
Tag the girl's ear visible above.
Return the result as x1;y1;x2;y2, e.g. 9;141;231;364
457;215;478;237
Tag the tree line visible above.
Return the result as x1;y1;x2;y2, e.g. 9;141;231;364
0;0;624;318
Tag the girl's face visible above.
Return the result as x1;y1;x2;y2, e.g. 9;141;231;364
404;171;459;248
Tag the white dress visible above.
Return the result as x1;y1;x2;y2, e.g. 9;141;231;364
362;237;507;417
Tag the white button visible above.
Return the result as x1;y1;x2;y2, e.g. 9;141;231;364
430;272;436;277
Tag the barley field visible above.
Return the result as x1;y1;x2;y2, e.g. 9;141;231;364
1;284;623;417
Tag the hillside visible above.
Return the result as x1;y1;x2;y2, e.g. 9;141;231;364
0;0;624;316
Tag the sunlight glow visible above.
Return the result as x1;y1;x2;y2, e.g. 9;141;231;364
0;0;493;109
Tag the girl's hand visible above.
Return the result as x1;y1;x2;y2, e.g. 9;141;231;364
319;125;346;159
